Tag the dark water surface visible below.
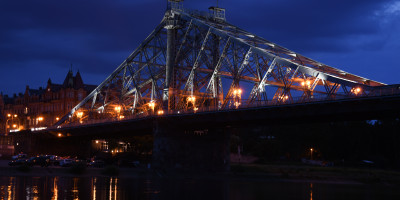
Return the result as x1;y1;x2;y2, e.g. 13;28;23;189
0;176;399;199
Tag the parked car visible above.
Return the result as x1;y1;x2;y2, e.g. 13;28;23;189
8;159;27;166
50;156;63;166
11;153;27;160
88;160;105;168
27;156;50;167
59;159;74;167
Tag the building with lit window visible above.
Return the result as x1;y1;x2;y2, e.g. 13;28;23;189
0;70;96;135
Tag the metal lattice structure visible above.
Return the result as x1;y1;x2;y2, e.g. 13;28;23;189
55;1;385;126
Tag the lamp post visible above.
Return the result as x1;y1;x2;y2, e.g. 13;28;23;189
310;148;313;160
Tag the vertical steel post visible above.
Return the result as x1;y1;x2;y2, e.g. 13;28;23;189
163;11;178;111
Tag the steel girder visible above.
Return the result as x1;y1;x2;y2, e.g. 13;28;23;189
55;6;385;126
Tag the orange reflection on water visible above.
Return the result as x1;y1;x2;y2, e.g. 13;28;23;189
114;178;117;200
51;177;58;200
106;177;119;200
7;177;15;200
92;177;97;200
72;178;79;200
25;177;40;200
309;183;313;200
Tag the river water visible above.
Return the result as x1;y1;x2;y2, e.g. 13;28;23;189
0;176;398;200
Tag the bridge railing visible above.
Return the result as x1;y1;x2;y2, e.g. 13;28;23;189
54;86;400;129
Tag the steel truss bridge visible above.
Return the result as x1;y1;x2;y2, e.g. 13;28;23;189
54;1;399;128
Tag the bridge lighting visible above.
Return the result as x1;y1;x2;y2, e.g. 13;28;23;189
56;117;60;121
279;95;289;101
233;89;242;96
114;106;122;113
157;110;164;115
12;124;17;128
351;87;362;95
95;140;99;144
38;117;44;121
119;115;125;119
148;101;155;110
77;112;83;118
234;102;241;108
301;80;311;87
14;114;17;117
58;133;62;137
7;114;11;117
187;96;196;102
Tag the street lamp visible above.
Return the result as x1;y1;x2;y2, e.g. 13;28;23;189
310;148;313;160
37;116;44;127
5;113;20;134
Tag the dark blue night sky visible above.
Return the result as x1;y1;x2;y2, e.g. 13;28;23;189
1;0;399;95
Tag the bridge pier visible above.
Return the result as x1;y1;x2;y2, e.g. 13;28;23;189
152;120;230;172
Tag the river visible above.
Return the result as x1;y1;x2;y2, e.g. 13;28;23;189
0;176;398;199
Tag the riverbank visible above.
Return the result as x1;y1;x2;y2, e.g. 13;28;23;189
1;160;400;187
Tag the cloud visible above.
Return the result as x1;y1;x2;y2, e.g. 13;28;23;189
383;1;400;15
0;0;400;94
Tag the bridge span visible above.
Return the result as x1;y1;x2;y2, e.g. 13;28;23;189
12;91;400;171
11;0;400;171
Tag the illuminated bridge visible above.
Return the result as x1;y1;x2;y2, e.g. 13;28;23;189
14;0;400;171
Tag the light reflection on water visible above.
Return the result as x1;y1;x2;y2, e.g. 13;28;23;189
0;176;398;199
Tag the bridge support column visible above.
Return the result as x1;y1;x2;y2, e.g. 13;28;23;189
152;121;230;172
163;13;177;110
